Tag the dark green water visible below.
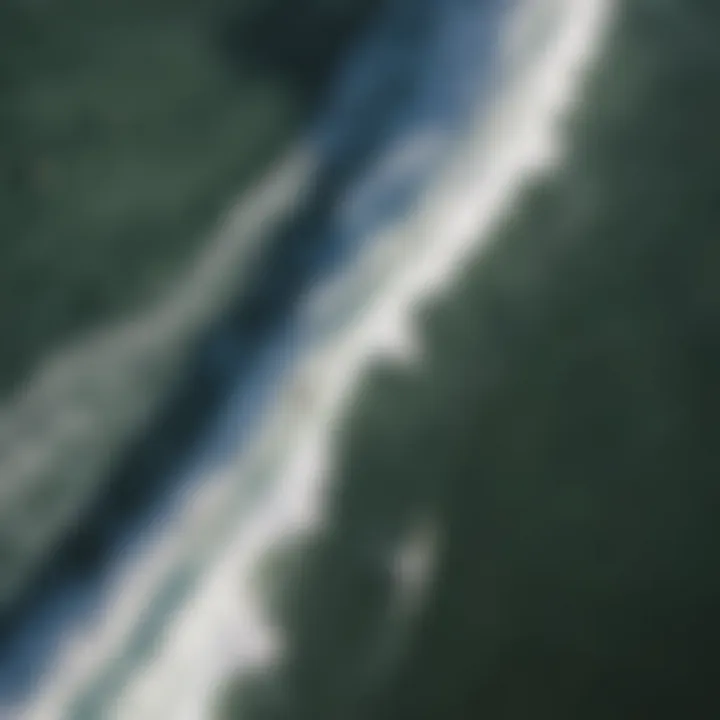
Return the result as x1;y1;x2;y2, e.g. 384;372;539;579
2;1;720;717
0;0;381;400
220;2;720;717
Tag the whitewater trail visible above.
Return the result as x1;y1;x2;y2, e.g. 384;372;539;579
11;1;616;718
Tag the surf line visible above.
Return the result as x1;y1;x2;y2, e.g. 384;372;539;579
102;1;619;719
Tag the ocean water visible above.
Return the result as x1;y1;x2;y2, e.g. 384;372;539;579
3;0;718;718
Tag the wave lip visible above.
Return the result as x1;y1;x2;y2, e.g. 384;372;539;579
103;1;617;719
7;0;618;718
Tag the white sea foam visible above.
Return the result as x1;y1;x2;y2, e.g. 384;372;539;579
12;1;617;718
106;2;617;718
